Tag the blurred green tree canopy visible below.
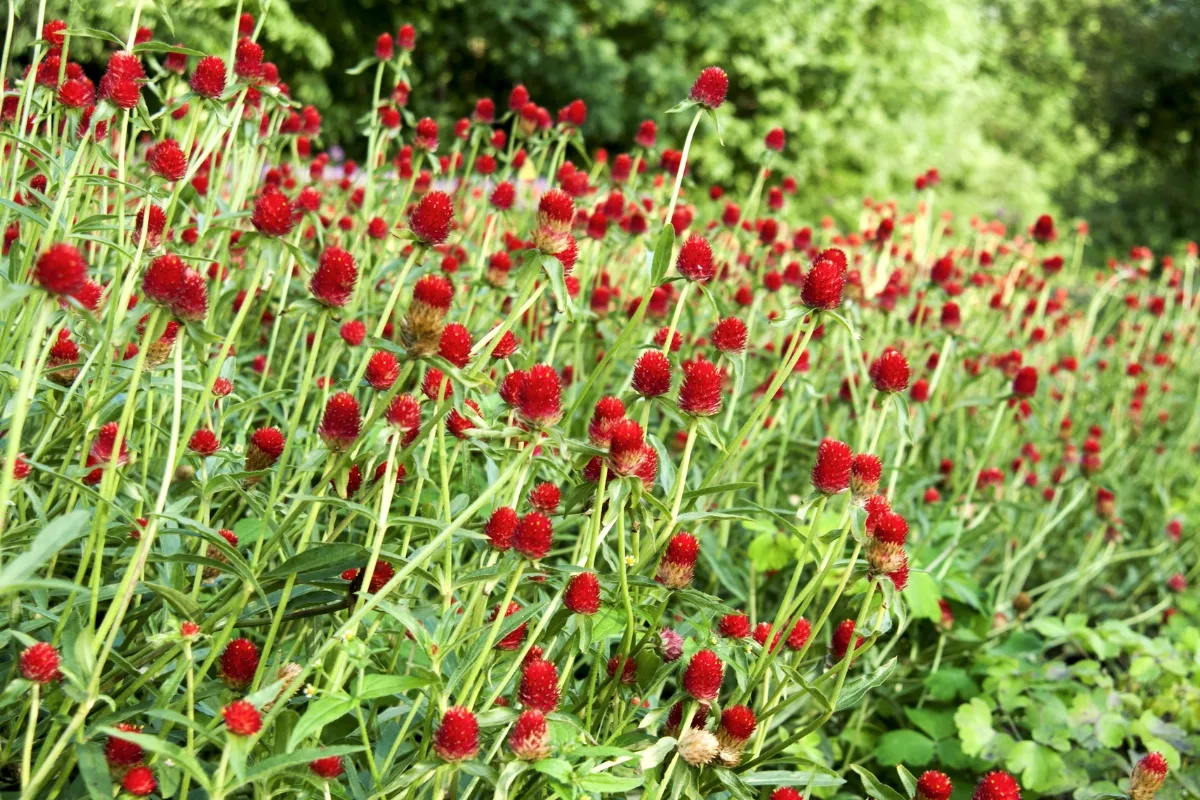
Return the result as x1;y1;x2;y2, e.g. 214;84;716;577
31;0;1200;254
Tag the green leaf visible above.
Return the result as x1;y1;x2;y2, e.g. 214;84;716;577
0;510;91;588
851;765;908;800
649;223;676;286
532;758;573;783
94;728;210;792
354;674;432;701
744;770;845;788
77;742;115;799
1006;741;1070;793
244;746;363;784
905;707;957;741
638;737;677;771
925;667;976;701
577;773;643;793
875;730;935;767
896;765;919;797
264;543;367;579
496;760;530;800
905;571;943;621
955;698;996;757
143;581;202;620
287;693;356;751
835;657;897;711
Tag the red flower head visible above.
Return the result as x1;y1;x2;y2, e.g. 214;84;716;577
122;766;156;797
1131;753;1169;800
409;190;454;246
712;317;748;355
802;249;847;310
375;32;394;61
972;771;1021;800
918;771;954;800
773;791;803;800
689;67;728;109
718;613;752;639
246;427;285;472
134;204;167;248
565;572;601;615
105;722;146;770
517;364;562;427
397;23;416;51
434;706;480;761
489;601;527;649
509;83;529;110
190;55;227;98
385;394;421;443
490;181;516;210
787;618;811;650
514;511;554;560
35;243;88;296
84;422;131;484
868;511;909;574
309;755;345;780
223;700;262;736
528;482;561;513
850;454;881;499
422;367;453;401
485;506;518;551
716;705;757;763
657;532;699;589
318;392;361;451
99;52;145;109
509;710;550;761
58;76;96;108
608;419;647;475
830;619;863;661
518;658;560;712
148;139;188;181
189;428;220;456
679;357;723;416
633;350;672;397
251;188;297;237
534;189;575;254
677;235;715;281
635;119;658;148
235;37;264;79
219;637;259;689
142;253;187;309
366;350;400;391
309;246;357;307
811;438;852;494
438;323;472;368
682;649;724;703
764;127;786;152
1030;214;1056;244
870;349;910;393
414;117;439;151
588;395;626;446
1012;366;1038;398
19;642;60;683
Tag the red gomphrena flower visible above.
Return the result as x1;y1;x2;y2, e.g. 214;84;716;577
657;532;699;589
518;658;560;712
438;323;472;368
190;55;227;98
219;638;259;689
528;482;561;513
142;253;187;307
251;188;297;237
485;506;518;551
772;791;803;800
587;395;626;446
689;66;728;109
679;357;723;416
422;367;453;402
869;511;908;574
105;722;145;771
489;601;527;649
764;127;786;152
786;618;811;650
851;453;882;499
1030;214;1056;244
517;364;563;427
682;649;724;703
19;642;60;684
84;422;131;484
246;427;285;472
811;438;852;494
397;23;416;51
383;395;419;446
802;249;847;310
499;370;526;408
533;189;575;254
606;654;638;685
234;37;264;79
366;350;400;391
711;317;748;355
57;77;95;108
717;705;757;750
753;621;783;652
122;766;156;797
608;419;647;475
830;619;862;661
375;32;394;61
634;119;658;148
718;612;752;639
409;190;454;245
565;572;601;615
677;235;715;281
170;268;208;322
973;771;1021;800
222;700;262;736
99;52;145;109
134;204;167;248
509;710;550;761
869;349;910;393
632;350;672;397
341;320;366;347
309;246;357;307
414;116;439;151
309;755;345;780
514;512;554;560
34;243;87;296
318;392;361;451
1130;753;1169;800
490;181;516;210
917;771;954;800
1012;366;1038;398
188;428;220;456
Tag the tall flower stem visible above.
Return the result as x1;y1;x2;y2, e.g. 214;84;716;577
663;109;703;226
